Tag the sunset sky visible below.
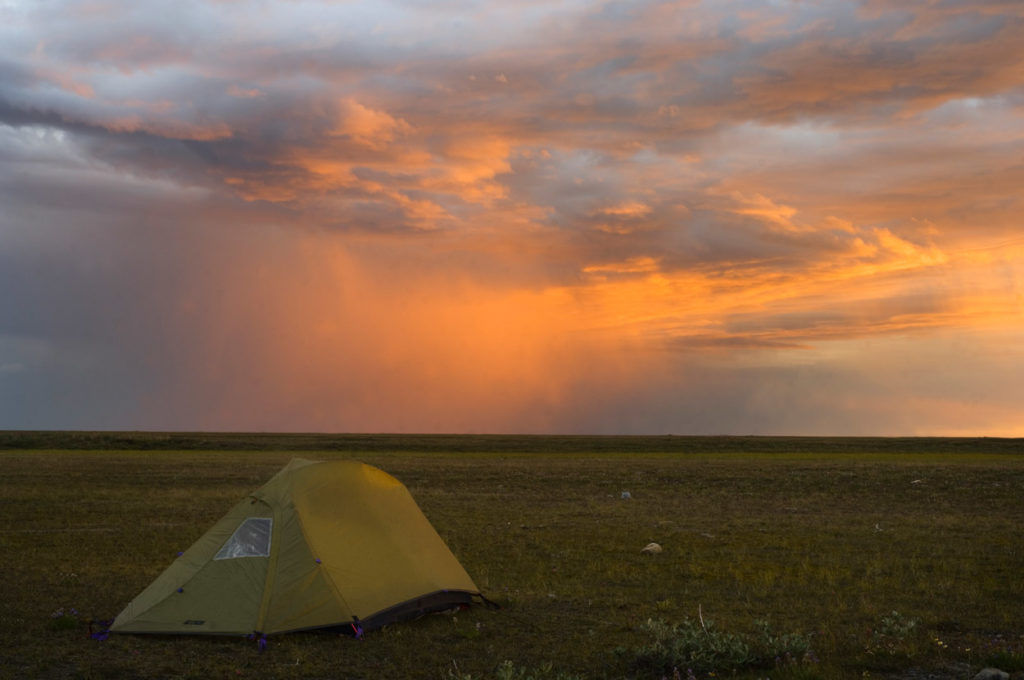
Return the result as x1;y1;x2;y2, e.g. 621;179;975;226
2;0;1023;435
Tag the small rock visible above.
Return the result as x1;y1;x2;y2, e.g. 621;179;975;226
641;542;662;554
621;491;632;499
973;668;1009;680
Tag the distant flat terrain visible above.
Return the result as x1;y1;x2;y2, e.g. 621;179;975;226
2;430;1022;455
1;434;1022;679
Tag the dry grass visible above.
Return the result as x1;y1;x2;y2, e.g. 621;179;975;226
1;435;1022;679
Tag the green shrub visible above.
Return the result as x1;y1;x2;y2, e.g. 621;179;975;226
755;618;811;660
624;617;813;675
865;611;921;658
984;647;1024;672
47;607;80;632
495;660;584;680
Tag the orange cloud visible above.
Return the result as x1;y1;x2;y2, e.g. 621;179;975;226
169;219;1018;431
730;192;801;232
563;225;1020;355
428;134;513;203
7;0;1024;435
601;200;652;217
331;98;410;150
101;116;233;141
583;256;661;277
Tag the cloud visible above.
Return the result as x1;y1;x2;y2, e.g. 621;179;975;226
2;0;1024;434
601;200;652;217
331;98;410;149
582;256;660;276
730;192;801;232
227;84;262;98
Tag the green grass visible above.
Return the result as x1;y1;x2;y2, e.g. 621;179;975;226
1;434;1022;679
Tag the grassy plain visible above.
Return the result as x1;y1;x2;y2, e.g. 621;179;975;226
1;434;1022;679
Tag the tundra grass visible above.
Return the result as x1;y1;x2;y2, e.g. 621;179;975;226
1;438;1022;679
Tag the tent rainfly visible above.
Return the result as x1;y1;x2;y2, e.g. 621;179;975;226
111;458;487;636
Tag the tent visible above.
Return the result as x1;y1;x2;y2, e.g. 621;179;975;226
111;458;486;636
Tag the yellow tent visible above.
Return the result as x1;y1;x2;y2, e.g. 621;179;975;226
111;458;484;636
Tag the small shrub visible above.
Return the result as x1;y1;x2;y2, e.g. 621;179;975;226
625;617;813;676
756;619;811;660
983;640;1024;673
495;661;584;680
874;611;919;640
860;610;928;672
444;665;476;680
865;611;921;658
48;607;81;632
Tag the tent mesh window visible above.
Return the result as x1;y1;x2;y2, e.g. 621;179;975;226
214;517;272;560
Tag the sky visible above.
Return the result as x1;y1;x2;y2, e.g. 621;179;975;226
1;0;1023;436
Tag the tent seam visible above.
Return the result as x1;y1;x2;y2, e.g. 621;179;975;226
269;470;356;629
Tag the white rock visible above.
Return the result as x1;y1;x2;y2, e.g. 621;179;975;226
973;669;1009;680
641;542;662;554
